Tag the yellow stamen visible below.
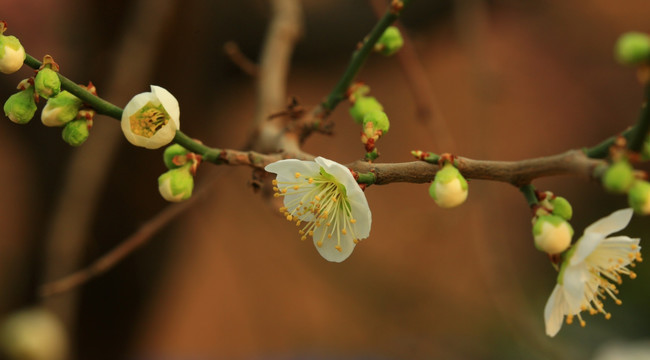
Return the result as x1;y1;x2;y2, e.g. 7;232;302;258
335;245;342;252
295;172;301;178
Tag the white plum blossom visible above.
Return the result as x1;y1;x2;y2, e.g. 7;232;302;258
544;208;642;337
121;85;179;149
265;157;372;262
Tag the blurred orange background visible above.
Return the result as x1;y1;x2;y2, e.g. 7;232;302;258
1;0;650;359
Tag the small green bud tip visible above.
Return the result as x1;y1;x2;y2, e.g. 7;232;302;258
628;180;650;215
61;120;89;147
41;91;83;127
158;166;194;202
0;27;26;74
429;163;468;208
34;68;61;100
532;215;573;255
549;196;573;221
349;96;383;124
615;32;650;65
375;26;404;56
602;160;635;194
362;110;390;134
163;144;190;169
4;87;36;124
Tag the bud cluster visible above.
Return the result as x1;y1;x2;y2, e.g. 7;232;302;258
531;191;574;255
601;155;650;215
157;144;200;202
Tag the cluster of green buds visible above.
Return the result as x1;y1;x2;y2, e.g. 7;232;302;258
531;191;574;255
374;26;404;56
347;84;390;161
0;21;25;74
602;155;650;215
158;144;200;202
2;54;96;146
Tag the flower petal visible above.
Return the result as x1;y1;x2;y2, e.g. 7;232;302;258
312;225;356;262
544;285;566;337
584;208;633;237
562;263;589;311
586;235;640;269
151;85;180;127
265;159;320;181
571;232;604;265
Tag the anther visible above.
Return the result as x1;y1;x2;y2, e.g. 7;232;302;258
335;245;342;252
272;180;278;185
308;178;314;184
317;241;323;247
342;229;347;235
353;239;359;244
327;234;332;238
630;272;637;279
293;185;299;190
350;219;357;224
605;313;612;320
295;172;301;178
301;236;307;241
615;299;622;305
286;215;293;221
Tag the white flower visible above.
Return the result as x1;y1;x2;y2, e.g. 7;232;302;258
544;208;642;337
121;85;179;149
265;157;372;262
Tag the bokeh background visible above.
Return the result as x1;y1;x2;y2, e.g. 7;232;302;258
1;0;650;359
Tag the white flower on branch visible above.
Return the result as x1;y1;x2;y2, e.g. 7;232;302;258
544;208;641;337
265;157;372;262
121;85;179;149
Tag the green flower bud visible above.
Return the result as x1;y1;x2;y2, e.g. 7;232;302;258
61;120;89;147
362;110;390;134
628;180;650;215
429;163;468;208
615;32;650;65
0;30;26;74
549;196;573;221
158;165;194;202
41;91;82;127
4;86;36;124
0;307;68;360
602;160;635;193
163;144;190;169
375;26;404;56
532;215;573;254
349;96;383;124
34;67;61;99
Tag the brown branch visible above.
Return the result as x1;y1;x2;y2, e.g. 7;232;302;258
223;41;258;77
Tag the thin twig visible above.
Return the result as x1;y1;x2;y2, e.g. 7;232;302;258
39;174;219;298
223;41;259;77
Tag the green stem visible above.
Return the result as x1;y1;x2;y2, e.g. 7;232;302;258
172;131;222;163
319;0;412;113
356;171;376;185
25;54;123;119
519;184;539;208
584;83;650;158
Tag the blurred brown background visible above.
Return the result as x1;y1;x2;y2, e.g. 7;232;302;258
2;0;650;359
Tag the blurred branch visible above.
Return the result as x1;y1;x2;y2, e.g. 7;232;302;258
223;41;258;77
368;0;454;151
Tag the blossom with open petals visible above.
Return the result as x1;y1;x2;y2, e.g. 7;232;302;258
265;157;372;262
544;208;641;337
121;85;179;149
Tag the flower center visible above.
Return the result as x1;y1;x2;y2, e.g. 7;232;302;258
129;101;170;138
273;168;359;252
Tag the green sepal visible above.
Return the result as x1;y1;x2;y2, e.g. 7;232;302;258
34;68;61;99
4;86;36;124
61;120;89;146
349;96;383;124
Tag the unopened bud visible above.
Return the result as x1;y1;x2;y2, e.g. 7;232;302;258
0;22;26;74
3;84;36;124
163;144;190;169
61;119;89;147
615;32;650;65
429;163;468;208
362;110;390;134
349;96;383;124
158;165;194;202
41;91;82;127
602;160;635;194
375;26;404;56
628;180;650;215
549;196;573;221
34;67;60;99
0;307;68;360
532;215;573;254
